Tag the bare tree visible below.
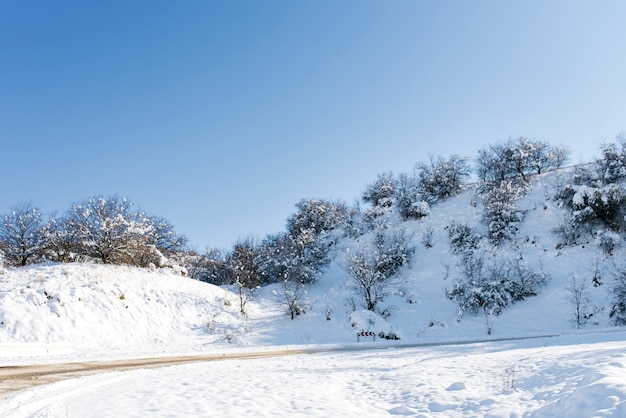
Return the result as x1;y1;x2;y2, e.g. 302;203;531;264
566;275;591;329
281;278;306;320
345;228;414;311
345;249;390;311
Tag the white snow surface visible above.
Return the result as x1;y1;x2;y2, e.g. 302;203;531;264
2;170;626;416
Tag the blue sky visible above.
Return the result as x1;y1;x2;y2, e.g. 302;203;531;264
1;1;625;250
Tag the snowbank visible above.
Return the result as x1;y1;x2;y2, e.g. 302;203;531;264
0;263;244;360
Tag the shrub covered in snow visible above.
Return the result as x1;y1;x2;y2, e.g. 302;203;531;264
557;183;626;234
447;221;482;258
609;267;626;326
482;180;526;244
596;230;621;255
596;134;626;183
446;253;548;328
416;154;470;204
395;172;430;221
362;172;396;208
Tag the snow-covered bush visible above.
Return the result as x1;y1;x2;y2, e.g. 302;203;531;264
482;180;526;244
372;227;415;280
506;258;549;300
447;221;482;258
416;154;470;203
408;201;431;220
553;221;580;249
362;172;396;208
446;254;512;317
349;309;400;340
446;254;548;324
421;225;434;249
555;137;626;244
556;183;626;235
596;134;626;183
596;230;621;256
609;267;626;326
395;172;431;221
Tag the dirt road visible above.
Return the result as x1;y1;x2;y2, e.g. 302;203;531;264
0;349;310;399
0;333;564;400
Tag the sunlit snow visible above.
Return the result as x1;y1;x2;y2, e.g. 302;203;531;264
2;170;626;416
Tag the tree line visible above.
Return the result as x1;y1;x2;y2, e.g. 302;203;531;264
0;136;574;321
0;195;186;268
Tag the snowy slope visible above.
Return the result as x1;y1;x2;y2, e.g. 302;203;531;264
0;263;250;360
0;169;622;359
2;169;626;417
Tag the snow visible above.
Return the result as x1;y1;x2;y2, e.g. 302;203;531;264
2;169;626;416
2;333;626;417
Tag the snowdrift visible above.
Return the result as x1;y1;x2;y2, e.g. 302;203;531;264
0;264;244;358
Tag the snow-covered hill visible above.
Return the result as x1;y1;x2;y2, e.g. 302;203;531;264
0;169;622;361
0;263;247;359
2;169;626;416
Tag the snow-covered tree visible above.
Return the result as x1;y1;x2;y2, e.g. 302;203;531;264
345;226;414;311
395;172;428;220
476;139;519;184
255;233;314;318
566;275;592;329
476;137;569;184
482;179;525;244
281;276;307;320
596;134;626;183
362;172;396;208
61;195;161;266
186;248;229;285
282;199;350;282
609;267;626;326
147;216;188;259
287;198;351;236
43;215;77;263
225;238;262;314
416;154;470;203
0;201;47;266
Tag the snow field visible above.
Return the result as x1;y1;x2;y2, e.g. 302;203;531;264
2;333;626;417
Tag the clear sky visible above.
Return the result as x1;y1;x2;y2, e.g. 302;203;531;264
1;1;625;250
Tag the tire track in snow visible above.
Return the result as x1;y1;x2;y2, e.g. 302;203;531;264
0;333;566;399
